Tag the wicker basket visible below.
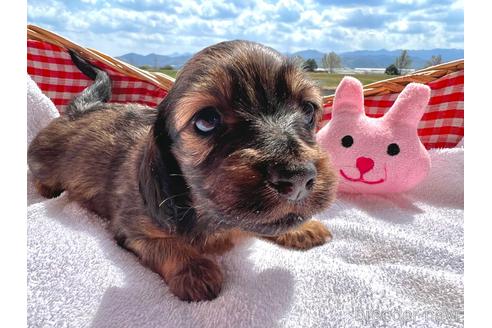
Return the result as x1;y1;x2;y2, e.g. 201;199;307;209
28;24;174;91
27;24;464;149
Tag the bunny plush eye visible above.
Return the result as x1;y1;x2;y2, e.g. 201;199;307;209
387;143;400;156
341;135;354;148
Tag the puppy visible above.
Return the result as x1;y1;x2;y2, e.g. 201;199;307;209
28;41;338;302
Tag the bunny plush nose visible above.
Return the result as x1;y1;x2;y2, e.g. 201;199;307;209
356;157;374;175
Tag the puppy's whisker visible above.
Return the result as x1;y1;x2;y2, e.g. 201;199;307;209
177;206;194;221
169;173;205;178
158;192;189;207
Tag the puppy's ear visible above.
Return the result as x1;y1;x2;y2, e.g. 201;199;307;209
138;123;197;234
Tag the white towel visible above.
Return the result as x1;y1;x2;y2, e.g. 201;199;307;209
27;75;59;146
27;75;463;328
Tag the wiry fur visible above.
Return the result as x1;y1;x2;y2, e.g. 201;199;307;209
28;41;338;302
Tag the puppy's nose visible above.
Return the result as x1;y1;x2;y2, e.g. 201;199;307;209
267;162;317;201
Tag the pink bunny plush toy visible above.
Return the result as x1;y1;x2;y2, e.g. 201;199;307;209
316;76;431;194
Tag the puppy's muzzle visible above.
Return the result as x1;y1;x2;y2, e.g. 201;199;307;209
267;162;317;201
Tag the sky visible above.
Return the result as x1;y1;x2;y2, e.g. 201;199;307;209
27;0;464;56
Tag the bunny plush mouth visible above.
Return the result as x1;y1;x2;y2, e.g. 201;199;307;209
339;169;385;185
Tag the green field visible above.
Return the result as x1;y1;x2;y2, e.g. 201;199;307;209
307;72;391;96
146;68;391;96
154;69;178;78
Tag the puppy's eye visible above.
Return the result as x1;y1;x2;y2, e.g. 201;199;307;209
194;107;221;134
341;135;354;148
302;102;316;127
387;143;400;156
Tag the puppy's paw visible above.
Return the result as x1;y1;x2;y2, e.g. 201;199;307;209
168;257;223;302
265;220;332;250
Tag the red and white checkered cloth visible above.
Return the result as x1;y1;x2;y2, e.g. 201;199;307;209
320;71;464;149
28;40;464;149
27;40;168;112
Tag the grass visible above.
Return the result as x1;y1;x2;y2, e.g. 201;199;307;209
151;69;178;78
144;68;392;96
307;72;392;96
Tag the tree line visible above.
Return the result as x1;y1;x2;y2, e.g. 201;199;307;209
299;50;443;75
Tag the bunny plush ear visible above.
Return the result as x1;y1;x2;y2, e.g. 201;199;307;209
332;76;365;116
384;83;431;127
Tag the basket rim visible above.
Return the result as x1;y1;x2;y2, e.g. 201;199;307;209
27;24;175;91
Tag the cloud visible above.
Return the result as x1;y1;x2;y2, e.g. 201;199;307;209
338;9;394;29
27;0;463;56
316;0;390;7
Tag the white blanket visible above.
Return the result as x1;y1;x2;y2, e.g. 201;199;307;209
27;76;463;327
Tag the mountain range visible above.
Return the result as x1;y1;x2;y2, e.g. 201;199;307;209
117;48;463;69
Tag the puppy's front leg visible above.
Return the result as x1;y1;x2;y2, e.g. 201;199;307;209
125;237;223;302
196;229;248;255
263;220;332;250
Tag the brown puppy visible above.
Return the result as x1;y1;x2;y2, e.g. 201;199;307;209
28;41;338;302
